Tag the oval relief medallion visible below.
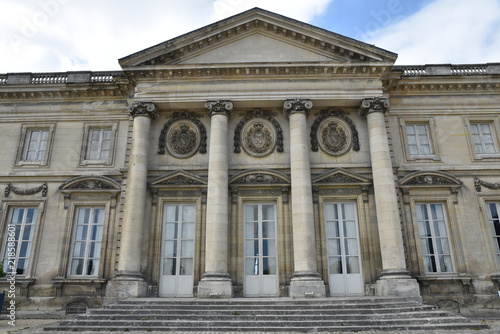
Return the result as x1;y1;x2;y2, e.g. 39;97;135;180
241;119;277;157
317;117;353;156
166;120;201;158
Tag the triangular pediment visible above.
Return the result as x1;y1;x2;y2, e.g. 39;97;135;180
150;170;207;186
230;169;290;185
312;168;372;185
119;8;396;68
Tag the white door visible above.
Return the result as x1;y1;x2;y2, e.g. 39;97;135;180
159;204;195;297
325;202;364;296
244;204;279;297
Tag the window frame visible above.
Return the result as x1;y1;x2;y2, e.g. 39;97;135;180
464;117;500;160
66;203;110;278
485;202;500;267
414;202;456;274
14;123;56;167
79;123;118;166
399;118;441;161
477;194;500;271
0;200;46;277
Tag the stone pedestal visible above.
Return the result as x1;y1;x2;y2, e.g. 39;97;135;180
359;97;420;297
284;98;325;298
198;100;234;298
107;102;158;298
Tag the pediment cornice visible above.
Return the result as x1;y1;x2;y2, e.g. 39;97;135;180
398;171;463;188
59;175;121;192
229;169;290;186
149;170;207;187
119;8;397;68
312;168;372;186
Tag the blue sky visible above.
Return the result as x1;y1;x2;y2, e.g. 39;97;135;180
0;0;499;72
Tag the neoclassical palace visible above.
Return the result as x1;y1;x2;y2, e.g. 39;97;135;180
1;8;499;313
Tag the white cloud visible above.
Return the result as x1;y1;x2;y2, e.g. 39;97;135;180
368;0;500;64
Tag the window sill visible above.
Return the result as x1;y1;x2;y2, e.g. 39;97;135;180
52;278;108;297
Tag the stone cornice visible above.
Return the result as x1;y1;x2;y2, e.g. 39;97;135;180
0;71;132;101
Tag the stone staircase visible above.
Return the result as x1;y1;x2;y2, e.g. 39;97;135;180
45;297;488;332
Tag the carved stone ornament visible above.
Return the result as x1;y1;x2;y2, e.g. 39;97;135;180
157;175;204;185
404;175;456;186
283;98;313;117
59;175;121;192
310;109;359;155
5;183;47;197
358;97;390;117
233;173;287;184
234;109;283;155
65;180;115;190
204;100;234;117
474;177;500;192
316;174;360;184
128;102;159;119
158;111;207;156
398;171;463;189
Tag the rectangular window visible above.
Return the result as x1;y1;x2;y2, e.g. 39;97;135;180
406;124;433;156
23;129;49;161
416;203;454;273
2;207;37;276
470;123;498;155
486;202;500;266
15;123;55;167
69;207;104;277
86;128;112;161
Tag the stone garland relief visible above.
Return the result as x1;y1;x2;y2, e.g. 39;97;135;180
474;177;500;192
158;111;207;158
234;109;283;157
310;108;360;156
5;183;48;197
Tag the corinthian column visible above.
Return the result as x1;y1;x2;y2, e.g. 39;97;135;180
283;98;325;298
107;101;158;298
197;100;233;298
359;97;420;297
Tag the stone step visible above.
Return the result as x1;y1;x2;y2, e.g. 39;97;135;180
45;297;488;332
91;305;438;315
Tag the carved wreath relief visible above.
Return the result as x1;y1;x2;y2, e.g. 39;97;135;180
317;117;352;156
166;120;201;158
242;119;276;157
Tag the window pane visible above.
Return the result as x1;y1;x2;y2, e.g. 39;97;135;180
263;257;276;275
163;258;176;275
86;259;99;276
328;257;342;274
164;223;178;239
328;239;341;256
423;256;436;273
262;221;275;238
73;241;86;257
344;238;359;256
439;255;453;272
324;204;337;221
182;205;195;222
343;220;357;238
346;256;360;274
179;258;193;275
164;206;178;223
181;240;194;257
262;239;276;257
18;242;31;258
88;242;101;258
245;239;259;257
262;205;275;221
246;258;259;275
90;225;103;241
75;225;88;241
436;238;450;255
70;259;84;275
326;221;340;238
420;238;432;255
245;222;258;239
164;240;177;257
182;222;195;239
245;205;258;222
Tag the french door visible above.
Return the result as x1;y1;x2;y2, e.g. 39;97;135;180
159;204;195;297
244;203;279;297
324;202;364;296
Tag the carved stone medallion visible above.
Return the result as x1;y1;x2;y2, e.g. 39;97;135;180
241;119;276;157
317;117;352;156
166;120;201;158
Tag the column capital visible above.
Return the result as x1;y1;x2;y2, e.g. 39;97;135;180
283;98;313;117
358;97;390;117
128;102;159;119
205;100;233;117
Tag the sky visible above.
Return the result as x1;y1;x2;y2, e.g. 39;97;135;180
0;0;499;73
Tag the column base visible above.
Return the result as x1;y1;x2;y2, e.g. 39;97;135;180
197;272;233;298
105;272;147;299
289;271;326;298
375;269;421;299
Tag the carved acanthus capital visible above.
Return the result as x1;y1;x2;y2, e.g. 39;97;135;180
358;97;390;117
283;98;313;117
205;100;233;117
128;102;159;119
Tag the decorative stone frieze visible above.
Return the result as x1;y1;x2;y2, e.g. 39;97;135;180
5;183;48;197
283;98;313;117
234;109;283;156
59;175;121;192
128;101;158;119
204;100;234;117
399;171;463;188
310;108;360;155
474;177;500;192
158;111;207;156
149;170;207;187
358;97;390;116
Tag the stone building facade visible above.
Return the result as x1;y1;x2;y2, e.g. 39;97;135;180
0;8;499;313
